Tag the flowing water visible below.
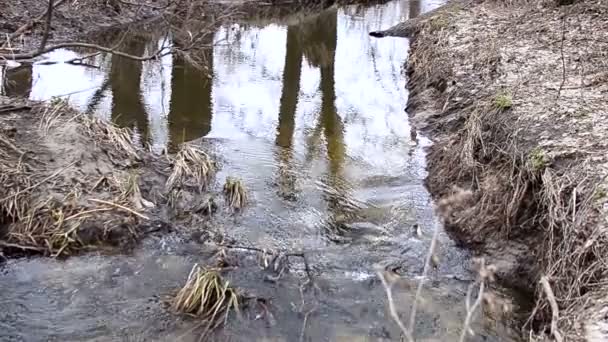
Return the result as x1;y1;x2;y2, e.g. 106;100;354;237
0;1;522;341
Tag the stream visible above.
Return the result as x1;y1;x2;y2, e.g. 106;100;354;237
0;1;522;341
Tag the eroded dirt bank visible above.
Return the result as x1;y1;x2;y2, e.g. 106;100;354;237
396;0;608;340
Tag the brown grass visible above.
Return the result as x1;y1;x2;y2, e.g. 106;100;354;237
172;264;241;336
166;144;215;192
223;177;248;210
0;100;149;257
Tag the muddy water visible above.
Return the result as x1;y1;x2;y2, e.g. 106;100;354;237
1;1;522;341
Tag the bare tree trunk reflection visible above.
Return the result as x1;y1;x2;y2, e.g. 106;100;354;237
167;43;214;150
109;35;149;143
275;25;304;200
299;9;354;240
409;0;422;19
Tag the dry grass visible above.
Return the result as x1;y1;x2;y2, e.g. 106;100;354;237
83;115;140;160
172;264;241;335
223;177;248;210
0;100;150;257
166;144;215;192
406;0;608;340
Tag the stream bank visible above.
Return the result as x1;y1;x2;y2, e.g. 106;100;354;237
393;0;608;340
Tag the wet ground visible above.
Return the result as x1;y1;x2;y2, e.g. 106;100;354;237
1;1;522;341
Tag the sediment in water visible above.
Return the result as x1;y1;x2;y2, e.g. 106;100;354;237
397;0;608;340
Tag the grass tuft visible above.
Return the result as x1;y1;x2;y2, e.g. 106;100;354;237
83;116;140;160
166;144;215;192
223;177;248;210
172;264;241;334
528;147;549;172
493;92;513;110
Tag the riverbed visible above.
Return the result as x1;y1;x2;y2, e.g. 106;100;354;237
0;1;521;341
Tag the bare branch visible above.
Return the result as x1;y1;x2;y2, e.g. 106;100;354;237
459;269;486;341
1;41;171;61
376;269;414;342
38;0;55;54
408;218;440;334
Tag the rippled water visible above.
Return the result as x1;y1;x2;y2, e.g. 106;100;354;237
0;1;522;341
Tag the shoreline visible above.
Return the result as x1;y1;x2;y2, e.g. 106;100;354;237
401;0;608;340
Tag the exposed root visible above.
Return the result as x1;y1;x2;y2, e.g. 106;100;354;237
223;177;248;210
172;264;241;336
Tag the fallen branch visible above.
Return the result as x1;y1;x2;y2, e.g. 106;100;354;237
219;244;315;285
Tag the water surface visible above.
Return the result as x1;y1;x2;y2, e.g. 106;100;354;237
0;1;522;341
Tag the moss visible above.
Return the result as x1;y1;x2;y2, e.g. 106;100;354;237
528;147;549;171
494;92;513;110
593;187;607;202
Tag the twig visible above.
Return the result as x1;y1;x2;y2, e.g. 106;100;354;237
557;13;567;98
117;0;173;10
219;244;315;285
64;208;113;221
0;161;76;202
299;308;314;342
377;269;414;342
88;198;149;220
0;240;45;252
408;219;440;334
541;276;564;342
0;133;26;155
459;278;485;342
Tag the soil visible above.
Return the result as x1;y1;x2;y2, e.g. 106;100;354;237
0;95;219;259
400;0;608;340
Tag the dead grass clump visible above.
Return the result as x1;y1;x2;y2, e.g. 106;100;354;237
172;264;241;334
39;97;69;135
166;144;215;192
223;177;248;210
82;115;140;160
